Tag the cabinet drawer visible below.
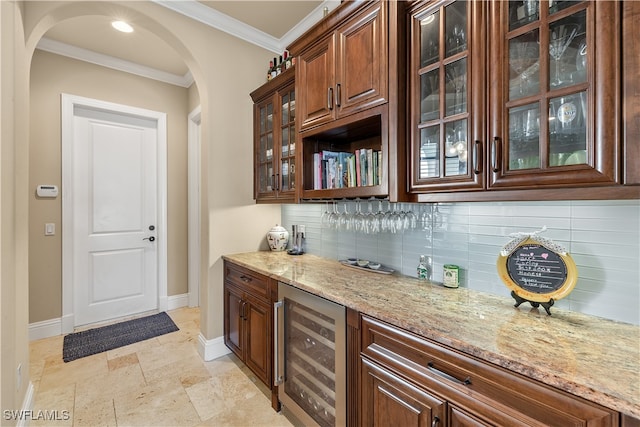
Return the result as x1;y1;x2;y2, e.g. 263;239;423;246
361;315;618;426
224;261;269;300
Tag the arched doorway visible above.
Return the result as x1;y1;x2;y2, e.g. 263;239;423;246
24;1;207;334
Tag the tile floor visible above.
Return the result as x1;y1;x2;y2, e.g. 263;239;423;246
29;307;293;427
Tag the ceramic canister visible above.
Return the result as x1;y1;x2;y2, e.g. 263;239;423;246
266;224;289;252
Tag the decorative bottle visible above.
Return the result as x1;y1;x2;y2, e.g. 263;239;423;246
417;255;431;280
267;60;274;81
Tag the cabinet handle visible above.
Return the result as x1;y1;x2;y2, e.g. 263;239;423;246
327;87;334;111
432;416;440;427
276;173;280;191
238;299;244;320
271;174;276;192
473;140;483;175
336;83;341;107
274;300;284;386
491;137;502;173
427;362;471;386
241;301;247;320
239;275;252;283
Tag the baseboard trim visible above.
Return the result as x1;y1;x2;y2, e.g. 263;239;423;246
197;333;231;361
15;382;35;427
167;293;189;310
29;318;62;341
30;294;190;341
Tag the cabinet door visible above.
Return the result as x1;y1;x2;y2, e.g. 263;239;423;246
336;1;388;118
244;294;271;386
488;1;620;189
223;283;244;359
297;34;336;130
362;358;445;427
278;82;296;196
254;97;277;200
408;0;486;193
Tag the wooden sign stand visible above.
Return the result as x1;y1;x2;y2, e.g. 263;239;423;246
497;228;577;316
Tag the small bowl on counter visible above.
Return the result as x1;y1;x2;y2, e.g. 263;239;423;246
368;262;381;270
357;259;369;267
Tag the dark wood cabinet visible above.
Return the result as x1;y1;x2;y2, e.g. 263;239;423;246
289;0;408;201
488;0;620;190
295;1;388;131
623;1;640;186
407;0;639;202
407;0;487;194
360;314;619;427
250;67;296;203
223;260;278;410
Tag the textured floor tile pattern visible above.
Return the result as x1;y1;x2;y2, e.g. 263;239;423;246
29;307;292;427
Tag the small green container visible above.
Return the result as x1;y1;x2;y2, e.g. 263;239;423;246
443;264;460;288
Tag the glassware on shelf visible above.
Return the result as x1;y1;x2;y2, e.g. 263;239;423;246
445;59;467;115
508;103;540;170
509;30;540;99
549;23;579;88
420;11;439;68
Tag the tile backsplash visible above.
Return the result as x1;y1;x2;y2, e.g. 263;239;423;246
282;200;640;325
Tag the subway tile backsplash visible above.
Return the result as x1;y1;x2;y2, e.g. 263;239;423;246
282;200;640;325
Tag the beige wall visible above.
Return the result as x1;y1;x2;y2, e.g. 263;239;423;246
1;0;31;420
29;50;190;323
21;0;281;344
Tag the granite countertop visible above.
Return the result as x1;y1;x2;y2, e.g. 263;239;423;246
222;251;640;419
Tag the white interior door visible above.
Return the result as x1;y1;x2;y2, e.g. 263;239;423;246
72;106;159;326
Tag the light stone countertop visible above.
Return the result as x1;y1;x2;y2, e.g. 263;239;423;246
222;251;640;419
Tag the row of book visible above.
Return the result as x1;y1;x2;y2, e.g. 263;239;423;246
312;149;382;190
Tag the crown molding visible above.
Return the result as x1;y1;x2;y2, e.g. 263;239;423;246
36;37;194;88
153;0;282;53
153;0;341;54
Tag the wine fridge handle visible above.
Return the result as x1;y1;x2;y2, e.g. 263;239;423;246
273;300;284;386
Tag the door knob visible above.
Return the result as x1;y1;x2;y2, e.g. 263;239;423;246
143;236;156;242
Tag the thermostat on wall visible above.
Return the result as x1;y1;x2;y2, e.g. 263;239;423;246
36;185;58;198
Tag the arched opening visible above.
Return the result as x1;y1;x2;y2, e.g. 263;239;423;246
24;1;207;336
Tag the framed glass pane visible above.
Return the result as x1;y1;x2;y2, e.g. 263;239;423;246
281;159;289;191
509;103;540;170
290;91;296;120
549;0;575;16
267;104;273;131
282;93;289;126
282;126;289;158
509;0;539;31
549;12;585;90
509;30;540;100
549;92;587;166
444;119;468;176
260;106;267;132
421;68;439;122
420;10;439;68
419;126;440;179
445;58;467;116
445;1;467;57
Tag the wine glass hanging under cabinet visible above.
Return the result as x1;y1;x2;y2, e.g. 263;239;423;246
489;0;620;189
408;0;486;193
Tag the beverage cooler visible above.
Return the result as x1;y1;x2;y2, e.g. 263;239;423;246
274;282;346;427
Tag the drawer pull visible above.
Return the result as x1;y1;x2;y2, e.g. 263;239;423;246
239;275;252;283
432;416;440;427
427;362;471;386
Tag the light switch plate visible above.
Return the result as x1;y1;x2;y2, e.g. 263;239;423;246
45;223;55;236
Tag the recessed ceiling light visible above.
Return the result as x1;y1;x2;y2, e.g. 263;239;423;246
111;20;133;33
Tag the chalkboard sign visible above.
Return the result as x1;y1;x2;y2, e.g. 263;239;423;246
497;237;578;313
506;244;567;294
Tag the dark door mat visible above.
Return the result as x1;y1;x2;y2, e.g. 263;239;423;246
63;312;179;362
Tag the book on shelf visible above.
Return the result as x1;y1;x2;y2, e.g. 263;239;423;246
312;148;381;190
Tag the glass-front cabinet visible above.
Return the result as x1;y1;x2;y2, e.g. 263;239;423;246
251;67;297;203
408;0;486;193
489;0;620;189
